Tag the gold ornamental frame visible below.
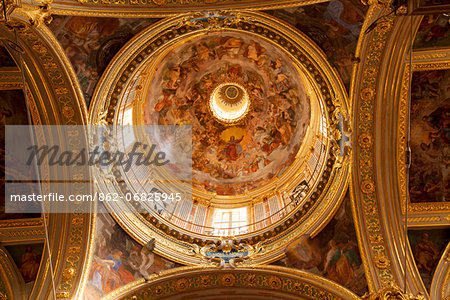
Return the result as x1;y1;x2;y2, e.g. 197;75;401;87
397;47;450;227
352;8;449;299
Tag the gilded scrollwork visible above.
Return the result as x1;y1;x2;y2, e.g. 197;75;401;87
17;4;53;27
0;0;20;22
412;62;450;71
407;216;441;223
362;282;426;300
360;0;391;7
358;132;373;149
354;6;397;290
176;11;250;31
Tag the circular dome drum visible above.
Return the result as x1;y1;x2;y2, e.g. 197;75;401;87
90;12;350;265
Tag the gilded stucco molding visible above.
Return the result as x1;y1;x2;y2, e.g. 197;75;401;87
352;5;429;297
103;266;360;300
0;0;21;22
412;49;450;62
20;0;328;18
17;5;53;28
376;13;428;296
0;228;46;243
352;6;396;293
407;216;441;223
0;71;22;84
397;60;450;216
406;213;450;227
411;62;450;71
0;218;43;228
0;16;93;300
362;282;425;300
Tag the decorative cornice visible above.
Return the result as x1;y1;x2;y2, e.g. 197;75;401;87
407;216;441;223
412;49;449;61
0;72;22;84
0;218;43;228
412;62;450;71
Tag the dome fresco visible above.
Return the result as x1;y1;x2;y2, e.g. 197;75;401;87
143;32;311;195
90;12;349;265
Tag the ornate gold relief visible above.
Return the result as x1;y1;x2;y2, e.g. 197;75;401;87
361;0;391;7
353;6;397;290
412;50;448;61
361;179;375;194
359;132;373;149
407;216;441;223
0;218;43;228
105;266;360;300
0;18;92;300
18;4;53;27
190;238;262;268
151;0;167;4
412;62;450;71
362;282;425;300
0;0;20;22
374;253;391;269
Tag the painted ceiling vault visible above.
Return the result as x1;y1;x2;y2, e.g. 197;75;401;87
142;31;312;196
0;0;449;300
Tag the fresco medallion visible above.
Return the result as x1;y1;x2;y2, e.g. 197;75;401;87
143;32;311;195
